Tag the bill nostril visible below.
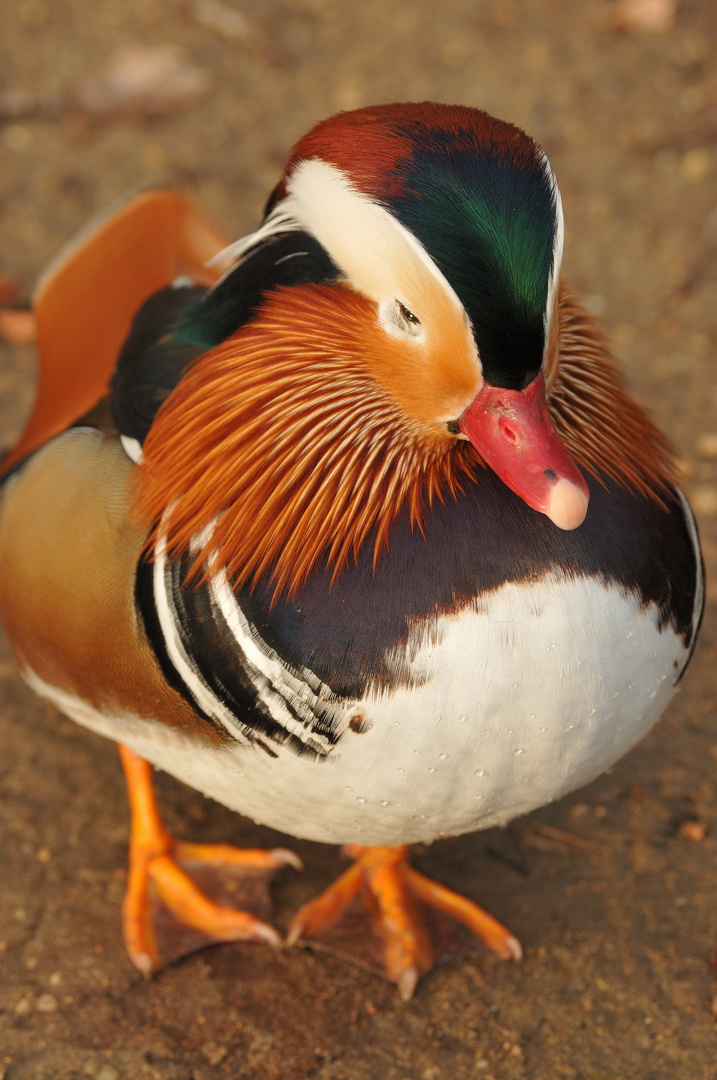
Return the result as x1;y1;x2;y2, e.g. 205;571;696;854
499;420;518;444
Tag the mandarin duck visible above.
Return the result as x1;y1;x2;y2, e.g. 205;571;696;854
0;103;704;999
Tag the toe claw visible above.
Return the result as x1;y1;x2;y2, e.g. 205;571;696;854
270;848;304;872
285;920;304;949
398;967;419;1002
251;920;283;948
131;950;155;978
502;934;523;962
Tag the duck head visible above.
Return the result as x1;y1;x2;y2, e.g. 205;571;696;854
256;102;589;530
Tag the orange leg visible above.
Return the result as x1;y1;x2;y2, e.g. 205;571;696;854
287;844;521;1000
119;743;301;974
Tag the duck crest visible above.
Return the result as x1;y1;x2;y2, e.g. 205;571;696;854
134;278;677;599
275;102;546;207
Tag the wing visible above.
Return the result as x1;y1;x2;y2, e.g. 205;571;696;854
2;190;228;474
110;229;341;446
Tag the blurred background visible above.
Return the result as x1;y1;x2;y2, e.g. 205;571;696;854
1;1;716;1078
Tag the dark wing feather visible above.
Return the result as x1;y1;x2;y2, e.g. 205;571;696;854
110;230;341;446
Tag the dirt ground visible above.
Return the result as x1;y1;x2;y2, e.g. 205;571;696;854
1;1;717;1077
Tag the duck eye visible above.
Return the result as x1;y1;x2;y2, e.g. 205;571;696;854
396;301;420;329
378;298;423;339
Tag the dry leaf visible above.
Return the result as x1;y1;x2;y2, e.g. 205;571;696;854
76;45;211;119
191;0;276;63
192;0;253;40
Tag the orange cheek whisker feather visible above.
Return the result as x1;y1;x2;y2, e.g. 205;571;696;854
132;283;678;601
133;285;471;598
550;287;677;504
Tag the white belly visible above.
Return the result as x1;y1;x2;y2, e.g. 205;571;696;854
24;573;687;846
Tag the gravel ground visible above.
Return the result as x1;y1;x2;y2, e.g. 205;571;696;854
1;1;716;1077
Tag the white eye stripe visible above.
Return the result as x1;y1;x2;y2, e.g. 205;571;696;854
281;159;466;316
210;205;303;273
537;149;564;339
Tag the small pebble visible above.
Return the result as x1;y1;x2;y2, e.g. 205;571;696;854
202;1042;228;1065
677;820;707;842
611;0;676;34
84;1065;119;1080
696;434;717;460
36;993;58;1012
14;997;32;1016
